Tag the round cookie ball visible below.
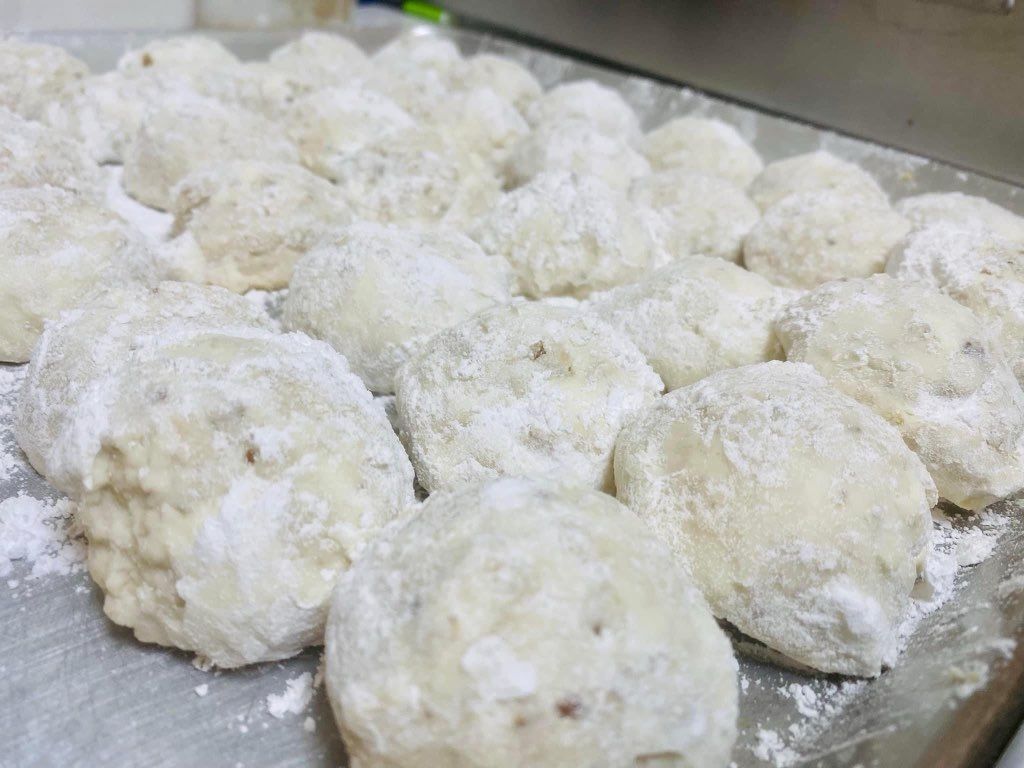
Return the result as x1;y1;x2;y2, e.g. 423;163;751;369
590;256;792;391
431;87;530;168
282;222;513;394
776;274;1024;511
505;118;650;192
629;169;759;262
0;187;157;363
641;116;763;188
327;477;738;768
748;150;888;212
373;30;462;73
329;126;500;228
526;79;641;142
286;86;415;181
395;302;662;493
368;32;462;119
887;222;1024;384
895;192;1024;243
15;281;273;495
0;38;89;119
453;53;543;113
615;361;935;677
44;70;190;164
168;160;352;292
122;95;299;211
472;171;668;298
116;35;240;77
743;190;910;289
267;31;369;87
68;329;415;668
0;106;104;196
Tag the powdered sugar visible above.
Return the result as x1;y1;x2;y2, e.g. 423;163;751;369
886;220;1024;383
395;301;662;494
642;115;764;188
104;166;174;244
0;364;26;484
506;117;649;191
472;170;668;298
0;106;104;196
266;672;315;718
0;494;84;580
895;192;1024;243
776;274;1024;511
525;79;641;142
743;189;910;289
589;255;789;391
739;506;1012;767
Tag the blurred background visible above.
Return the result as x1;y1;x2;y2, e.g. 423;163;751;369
0;0;353;30
2;0;1020;184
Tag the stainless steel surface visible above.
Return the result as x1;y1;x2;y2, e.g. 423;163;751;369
442;0;1024;186
3;15;1024;768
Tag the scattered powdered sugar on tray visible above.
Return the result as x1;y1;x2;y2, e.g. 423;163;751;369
752;728;798;766
0;364;27;484
266;672;315;719
741;506;1012;767
898;508;1011;650
0;494;84;581
104;166;173;244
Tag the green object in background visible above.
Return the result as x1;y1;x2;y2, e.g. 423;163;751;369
401;1;451;24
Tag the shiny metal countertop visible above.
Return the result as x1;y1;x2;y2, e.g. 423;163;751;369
3;12;1024;768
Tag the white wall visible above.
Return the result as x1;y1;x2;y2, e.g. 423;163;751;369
0;0;195;30
0;0;353;30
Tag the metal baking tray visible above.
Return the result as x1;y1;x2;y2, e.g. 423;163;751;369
3;11;1024;768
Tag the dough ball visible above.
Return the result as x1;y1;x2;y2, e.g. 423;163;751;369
15;281;272;494
286;85;414;181
328;126;500;228
168;160;351;292
374;29;463;73
122;95;299;210
743;190;910;289
283;222;513;394
0;38;89;119
895;192;1024;243
117;35;240;76
472;171;668;298
615;361;935;677
526;79;640;142
629;169;759;262
368;32;462;119
776;274;1024;510
0;187;157;363
432;87;529;168
641;116;763;188
69;330;414;668
887;222;1024;384
326;477;738;768
395;302;662;494
748;150;888;211
505;118;650;192
267;31;369;87
590;256;792;391
453;53;542;113
217;61;321;117
45;70;173;164
0;106;104;196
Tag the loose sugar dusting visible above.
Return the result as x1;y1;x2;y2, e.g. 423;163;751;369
0;494;85;581
737;504;1013;767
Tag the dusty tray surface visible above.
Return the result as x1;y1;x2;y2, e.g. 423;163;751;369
2;13;1024;768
